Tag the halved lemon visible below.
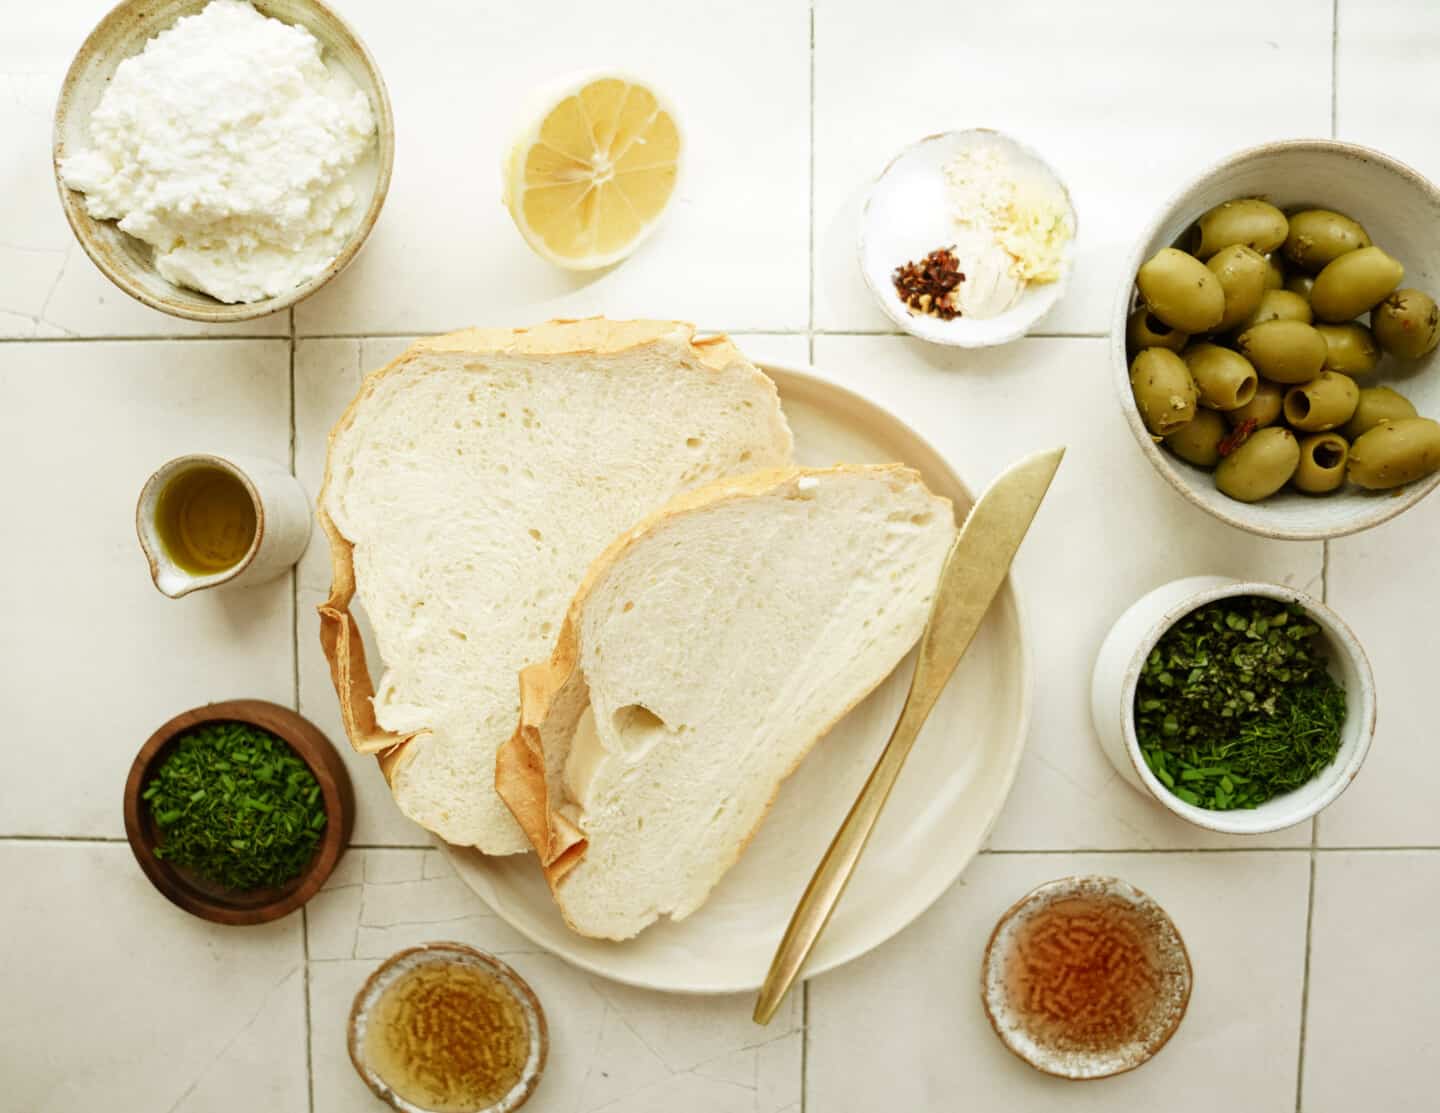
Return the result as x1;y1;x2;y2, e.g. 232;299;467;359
503;74;682;270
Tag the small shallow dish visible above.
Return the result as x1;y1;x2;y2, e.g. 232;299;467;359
981;875;1192;1080
348;942;548;1113
53;0;395;323
123;699;354;924
1091;576;1376;835
859;129;1076;348
1113;138;1440;539
446;363;1031;993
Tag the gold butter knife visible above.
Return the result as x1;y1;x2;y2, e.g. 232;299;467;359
753;446;1065;1025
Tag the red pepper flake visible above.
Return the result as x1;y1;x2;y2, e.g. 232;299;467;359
892;247;965;320
1217;418;1257;457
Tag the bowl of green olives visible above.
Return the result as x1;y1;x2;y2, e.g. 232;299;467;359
1115;139;1440;539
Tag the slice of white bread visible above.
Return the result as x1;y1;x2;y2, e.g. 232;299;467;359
496;465;957;939
318;319;794;853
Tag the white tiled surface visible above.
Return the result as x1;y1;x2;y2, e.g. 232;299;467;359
4;1;1439;1111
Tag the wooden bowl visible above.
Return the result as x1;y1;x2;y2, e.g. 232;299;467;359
123;699;355;925
53;0;394;323
1113;138;1440;540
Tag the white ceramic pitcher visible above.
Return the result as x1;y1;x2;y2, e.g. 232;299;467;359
136;452;310;598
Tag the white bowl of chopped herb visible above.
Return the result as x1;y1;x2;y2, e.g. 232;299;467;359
1091;576;1376;835
123;699;355;924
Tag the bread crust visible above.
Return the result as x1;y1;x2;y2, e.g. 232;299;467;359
316;318;788;788
494;464;953;927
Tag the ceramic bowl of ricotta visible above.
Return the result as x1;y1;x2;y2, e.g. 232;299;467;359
53;0;394;323
859;129;1077;348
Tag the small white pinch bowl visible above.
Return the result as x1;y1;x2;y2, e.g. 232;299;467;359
1091;576;1376;835
1113;139;1440;540
136;453;310;598
859;129;1076;348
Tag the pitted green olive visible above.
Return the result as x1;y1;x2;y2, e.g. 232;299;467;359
1215;426;1301;502
1137;248;1225;332
1130;348;1199;436
1285;273;1316;300
1193;199;1288;259
1226;379;1285;429
1283;372;1360;432
1208;245;1269;331
1183;343;1259;411
1165;408;1227;468
1342;386;1418;440
1310;246;1404;322
1237;288;1312;332
1236;320;1328;383
1264;253;1286;291
1293;433;1349;495
1282;209;1371;273
1126;308;1189;354
1316;322;1380;377
1348;417;1440;489
1371;288;1440;360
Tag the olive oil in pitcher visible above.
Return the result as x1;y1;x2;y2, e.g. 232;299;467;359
153;466;258;574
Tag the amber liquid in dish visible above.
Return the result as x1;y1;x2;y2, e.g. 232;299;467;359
363;960;530;1112
1002;893;1165;1055
154;467;257;574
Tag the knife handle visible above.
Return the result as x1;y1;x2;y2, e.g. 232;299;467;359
752;684;935;1025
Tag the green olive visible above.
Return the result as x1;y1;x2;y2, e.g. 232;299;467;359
1226;379;1285;429
1283;372;1360;432
1193;199;1289;259
1237;288;1312;332
1348;417;1440;489
1208;245;1269;331
1342;386;1418;440
1182;343;1259;411
1165;408;1227;469
1293;433;1349;495
1236;320;1328;383
1285;273;1316;300
1264;253;1286;291
1310;246;1404;322
1315;322;1381;377
1215;426;1301;502
1126;308;1189;354
1137;248;1226;332
1282;209;1372;273
1371;288;1440;360
1130;348;1199;436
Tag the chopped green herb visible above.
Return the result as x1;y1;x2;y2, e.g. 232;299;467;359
142;722;326;891
1134;597;1346;811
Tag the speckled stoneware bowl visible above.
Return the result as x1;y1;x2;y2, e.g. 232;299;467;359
1090;575;1377;836
860;129;1076;348
1114;139;1440;539
348;943;548;1113
53;0;394;323
981;876;1192;1081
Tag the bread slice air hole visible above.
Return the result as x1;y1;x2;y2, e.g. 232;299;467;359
613;703;666;736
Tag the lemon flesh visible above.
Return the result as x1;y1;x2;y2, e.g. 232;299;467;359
506;76;681;270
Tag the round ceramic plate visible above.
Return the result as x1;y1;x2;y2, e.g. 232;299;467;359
446;363;1032;994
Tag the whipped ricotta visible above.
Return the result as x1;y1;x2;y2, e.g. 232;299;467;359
61;0;376;304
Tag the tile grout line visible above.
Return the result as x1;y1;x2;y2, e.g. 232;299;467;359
802;4;815;1110
0;328;1113;344
302;906;316;1113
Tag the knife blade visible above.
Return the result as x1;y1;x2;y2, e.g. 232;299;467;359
753;446;1064;1025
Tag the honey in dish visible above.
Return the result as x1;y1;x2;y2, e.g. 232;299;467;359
154;466;257;574
364;960;531;1113
1002;892;1172;1056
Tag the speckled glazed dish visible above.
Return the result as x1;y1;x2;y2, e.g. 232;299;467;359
981;876;1192;1080
348;943;548;1113
1113;138;1440;539
53;0;394;322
